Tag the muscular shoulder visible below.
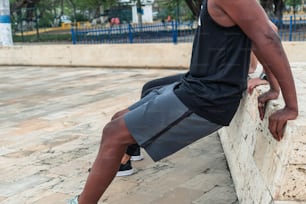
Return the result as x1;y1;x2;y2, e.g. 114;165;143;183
209;0;273;42
207;0;235;27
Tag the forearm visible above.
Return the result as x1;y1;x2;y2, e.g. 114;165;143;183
261;63;280;94
253;40;298;112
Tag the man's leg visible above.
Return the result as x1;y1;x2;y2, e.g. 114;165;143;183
78;116;136;204
112;110;141;159
116;74;184;176
111;109;140;176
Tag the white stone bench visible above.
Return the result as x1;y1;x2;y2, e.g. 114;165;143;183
219;65;306;203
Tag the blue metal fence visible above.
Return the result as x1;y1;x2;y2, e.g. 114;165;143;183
71;16;306;44
71;21;196;44
272;16;306;41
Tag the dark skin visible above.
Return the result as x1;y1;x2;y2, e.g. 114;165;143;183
77;0;298;203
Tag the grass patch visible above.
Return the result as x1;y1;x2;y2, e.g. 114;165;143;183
13;33;72;43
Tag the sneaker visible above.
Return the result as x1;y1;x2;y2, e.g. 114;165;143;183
116;160;134;177
67;196;78;204
130;147;144;161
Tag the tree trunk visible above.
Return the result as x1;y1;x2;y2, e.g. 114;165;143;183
0;0;13;46
261;0;275;17
184;0;201;17
274;0;284;23
136;0;142;25
67;0;77;26
61;0;64;16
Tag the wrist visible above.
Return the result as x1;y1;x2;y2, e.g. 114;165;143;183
267;88;280;99
285;105;299;117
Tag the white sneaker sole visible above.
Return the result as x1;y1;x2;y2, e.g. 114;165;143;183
116;168;134;177
130;154;144;161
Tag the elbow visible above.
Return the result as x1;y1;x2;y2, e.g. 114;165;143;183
263;30;281;44
252;28;281;49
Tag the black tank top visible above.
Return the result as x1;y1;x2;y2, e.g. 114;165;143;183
174;0;252;126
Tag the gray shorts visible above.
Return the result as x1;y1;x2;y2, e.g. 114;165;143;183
124;83;222;162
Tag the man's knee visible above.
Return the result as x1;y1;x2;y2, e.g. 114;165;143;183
111;108;129;120
102;118;135;146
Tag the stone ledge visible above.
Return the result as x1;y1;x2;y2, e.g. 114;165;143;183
0;43;192;69
219;65;306;203
0;42;306;68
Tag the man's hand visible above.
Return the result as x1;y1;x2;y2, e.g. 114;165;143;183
268;108;298;141
258;90;298;141
258;89;279;120
248;78;269;94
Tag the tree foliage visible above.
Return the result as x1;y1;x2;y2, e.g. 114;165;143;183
183;0;290;20
156;0;194;21
285;0;302;6
9;0;302;27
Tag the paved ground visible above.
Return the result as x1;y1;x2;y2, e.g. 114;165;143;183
0;66;238;204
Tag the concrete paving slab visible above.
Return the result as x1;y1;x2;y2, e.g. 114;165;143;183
0;66;237;204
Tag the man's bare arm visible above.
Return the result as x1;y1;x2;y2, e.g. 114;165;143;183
252;20;280;97
253;48;280;96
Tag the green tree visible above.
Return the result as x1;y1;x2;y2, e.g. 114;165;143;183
285;0;302;12
156;0;194;21
184;0;201;17
79;0;116;17
183;0;287;21
285;0;302;20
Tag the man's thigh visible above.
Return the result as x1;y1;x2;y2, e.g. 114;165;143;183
124;83;222;162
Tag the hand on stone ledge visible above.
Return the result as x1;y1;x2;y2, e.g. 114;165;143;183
257;89;298;141
247;77;268;95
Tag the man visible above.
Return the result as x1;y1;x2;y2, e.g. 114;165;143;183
117;59;271;177
116;10;279;179
69;0;298;203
